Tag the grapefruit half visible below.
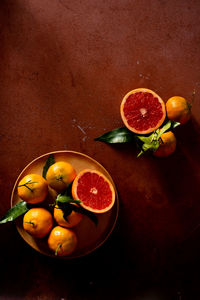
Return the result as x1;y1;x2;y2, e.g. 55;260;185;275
72;169;115;214
120;88;166;134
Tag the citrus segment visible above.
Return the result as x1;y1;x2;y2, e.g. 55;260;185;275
120;88;166;134
72;169;115;214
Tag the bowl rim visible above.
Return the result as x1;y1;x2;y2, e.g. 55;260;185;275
11;150;119;259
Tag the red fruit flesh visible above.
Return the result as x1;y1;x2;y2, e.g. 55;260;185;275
123;92;164;132
76;172;113;211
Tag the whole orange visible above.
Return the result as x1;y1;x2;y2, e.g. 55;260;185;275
46;161;76;192
154;131;176;157
166;96;191;124
18;174;48;204
53;204;83;228
23;208;53;238
48;226;77;256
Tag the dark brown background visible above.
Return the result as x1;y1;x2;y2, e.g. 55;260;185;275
0;0;200;299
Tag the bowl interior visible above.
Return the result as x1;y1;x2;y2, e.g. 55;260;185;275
11;151;119;258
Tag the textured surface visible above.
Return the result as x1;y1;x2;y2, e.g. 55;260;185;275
0;0;200;299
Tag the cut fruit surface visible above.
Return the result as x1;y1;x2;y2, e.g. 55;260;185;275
72;169;115;214
120;88;166;134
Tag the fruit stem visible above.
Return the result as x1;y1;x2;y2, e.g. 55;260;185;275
56;176;65;184
55;243;62;256
25;221;35;227
18;180;38;192
159;137;164;145
150;132;156;143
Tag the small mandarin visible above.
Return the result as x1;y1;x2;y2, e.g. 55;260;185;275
46;161;76;192
18;174;48;204
53;204;83;228
23;208;53;238
154;131;176;157
166;96;191;124
48;226;77;256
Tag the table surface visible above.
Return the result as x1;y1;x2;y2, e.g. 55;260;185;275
1;0;200;299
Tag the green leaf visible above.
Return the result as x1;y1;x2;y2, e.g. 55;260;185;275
56;201;98;226
136;132;155;144
136;120;181;156
0;201;29;224
157;120;172;139
95;127;135;143
94;120;181;157
42;154;55;179
64;182;73;198
56;194;81;205
171;121;180;129
70;204;98;226
60;204;73;221
157;120;180;139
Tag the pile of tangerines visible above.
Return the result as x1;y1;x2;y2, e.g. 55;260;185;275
120;88;192;156
17;162;115;257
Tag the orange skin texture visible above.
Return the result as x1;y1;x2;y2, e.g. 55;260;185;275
46;161;76;193
154;131;176;157
17;174;48;204
48;226;77;256
120;88;166;134
53;205;83;228
166;96;191;124
23;208;53;238
72;169;115;214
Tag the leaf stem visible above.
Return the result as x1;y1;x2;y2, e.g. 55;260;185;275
55;243;62;256
56;176;65;184
25;221;35;227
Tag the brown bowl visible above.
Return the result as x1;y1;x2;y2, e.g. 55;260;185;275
11;150;119;259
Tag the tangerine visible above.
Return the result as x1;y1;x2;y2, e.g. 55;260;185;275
23;208;53;238
166;96;191;124
154;131;176;157
53;204;83;228
48;226;77;256
18;174;48;204
46;161;76;192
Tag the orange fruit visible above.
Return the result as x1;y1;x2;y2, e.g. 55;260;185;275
120;88;166;134
53;204;83;228
23;208;53;238
166;96;191;124
18;174;48;204
46;161;76;192
154;131;176;157
48;226;77;256
72;169;115;214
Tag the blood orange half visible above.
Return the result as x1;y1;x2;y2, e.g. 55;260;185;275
72;169;115;214
120;88;166;134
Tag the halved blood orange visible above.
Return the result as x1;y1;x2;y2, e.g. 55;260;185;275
72;169;115;214
120;88;166;134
